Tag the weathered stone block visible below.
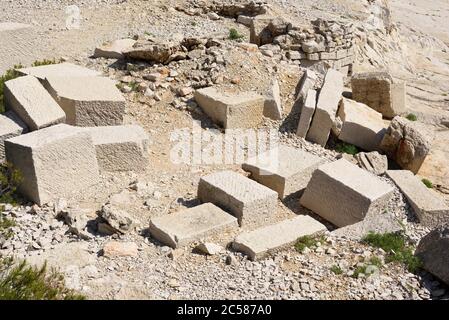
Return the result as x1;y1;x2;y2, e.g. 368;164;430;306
0;111;28;162
242;145;325;198
149;203;238;248
300;159;394;227
264;79;282;120
233;215;326;260
44;76;125;127
194;87;264;129
85;125;149;172
5;124;100;205
93;39;137;59
296;89;317;138
337;98;387;151
198;171;278;226
307;69;343;146
386;170;449;228
18;63;101;80
4;75;66;130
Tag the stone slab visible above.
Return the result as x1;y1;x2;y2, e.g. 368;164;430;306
386;170;449;228
5;124;100;205
198;170;278;226
85;125;149;172
300;159;395;227
296;89;317;138
0;111;28;162
149;203;238;248
43;76;125;126
17;63;101;81
233;215;327;260
264;79;282;120
194;87;265;129
242;145;325;198
4;75;66;130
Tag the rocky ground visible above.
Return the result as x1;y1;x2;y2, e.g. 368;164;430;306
1;0;449;300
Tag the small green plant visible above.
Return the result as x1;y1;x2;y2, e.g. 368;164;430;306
362;232;422;272
0;64;24;113
422;178;433;189
295;234;325;253
128;81;139;92
0;216;16;239
335;142;359;155
0;258;85;300
191;21;197;27
406;113;418;121
229;28;244;41
330;265;343;275
31;58;61;67
0;162;24;205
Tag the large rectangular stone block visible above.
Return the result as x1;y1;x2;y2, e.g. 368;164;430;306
4;75;66;131
86;125;149;172
17;63;101;81
5;124;100;205
233;215;327;260
296;89;317;138
43;76;125;127
386;170;449;228
198;170;278;226
0;111;28;162
306;69;343;146
337;98;388;151
242;145;325;199
194;87;265;129
149;203;238;248
300;159;394;227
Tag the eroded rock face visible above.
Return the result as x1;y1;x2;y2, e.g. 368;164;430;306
416;225;449;286
380;116;434;174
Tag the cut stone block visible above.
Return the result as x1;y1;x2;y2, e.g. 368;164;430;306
307;69;343;147
233;215;326;260
5;124;100;205
198;171;278;226
264;79;282;120
194;87;265;129
386;170;449;228
17;63;101;81
0;111;28;162
93;39;137;59
380;116;433;174
149;203;238;248
296;89;317;138
337;98;387;151
4;75;66;131
300;159;394;227
85;125;149;172
242;145;325;199
351;71;406;118
354;151;388;175
296;69;318;104
43;76;125;126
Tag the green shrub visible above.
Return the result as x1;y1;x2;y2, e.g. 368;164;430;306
0;216;16;239
0;64;24;113
229;28;244;41
0;162;24;205
31;58;61;67
362;232;422;272
0;258;85;300
295;234;325;253
406;113;417;121
422;178;433;189
335;142;359;155
330;265;343;275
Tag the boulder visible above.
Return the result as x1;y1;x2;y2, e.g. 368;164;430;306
416;225;449;286
295;69;318;105
300;159;395;227
122;41;184;64
0;111;27;162
351;71;406;118
380;116;434;173
354;151;388;175
307;69;343;147
4;75;66;130
5;124;100;205
102;241;139;258
98;204;134;234
386;170;449;228
198;171;278;226
195;242;224;255
250;16;291;46
337;98;388;151
94;39;137;59
296;89;317;138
